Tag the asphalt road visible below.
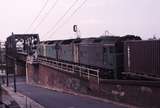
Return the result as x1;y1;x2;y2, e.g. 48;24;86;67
1;76;127;108
16;84;127;108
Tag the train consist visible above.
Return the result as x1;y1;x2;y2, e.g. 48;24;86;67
5;33;160;80
38;35;142;79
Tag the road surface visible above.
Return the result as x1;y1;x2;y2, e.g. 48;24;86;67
1;76;127;108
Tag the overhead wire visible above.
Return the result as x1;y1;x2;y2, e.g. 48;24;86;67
43;0;79;37
31;0;59;33
48;0;88;38
26;0;49;33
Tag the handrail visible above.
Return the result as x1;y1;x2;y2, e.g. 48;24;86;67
37;56;100;84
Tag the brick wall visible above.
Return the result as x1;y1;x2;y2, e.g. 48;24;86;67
27;63;160;108
16;62;26;76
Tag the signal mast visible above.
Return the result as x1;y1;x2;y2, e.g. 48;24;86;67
73;25;81;39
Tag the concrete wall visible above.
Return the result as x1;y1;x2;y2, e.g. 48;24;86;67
27;63;160;108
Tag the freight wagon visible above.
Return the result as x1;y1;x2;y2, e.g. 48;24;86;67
124;40;160;80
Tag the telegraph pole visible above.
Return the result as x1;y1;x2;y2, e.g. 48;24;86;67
14;58;17;92
5;42;9;87
0;42;2;83
0;42;4;84
0;41;3;102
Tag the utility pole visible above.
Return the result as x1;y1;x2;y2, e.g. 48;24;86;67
0;42;2;83
5;42;9;87
0;42;1;73
14;58;17;92
0;42;4;84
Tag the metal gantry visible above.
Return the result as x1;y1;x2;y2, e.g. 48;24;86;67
5;33;40;92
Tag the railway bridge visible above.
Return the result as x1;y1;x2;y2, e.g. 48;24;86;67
5;33;39;88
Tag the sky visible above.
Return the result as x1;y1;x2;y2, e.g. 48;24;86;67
0;0;160;41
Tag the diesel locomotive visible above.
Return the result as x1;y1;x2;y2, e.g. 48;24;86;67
38;35;141;79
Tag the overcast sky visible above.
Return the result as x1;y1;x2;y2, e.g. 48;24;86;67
0;0;160;41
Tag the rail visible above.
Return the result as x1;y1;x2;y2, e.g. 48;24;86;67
38;56;100;84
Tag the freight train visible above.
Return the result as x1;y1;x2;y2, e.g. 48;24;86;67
37;35;141;79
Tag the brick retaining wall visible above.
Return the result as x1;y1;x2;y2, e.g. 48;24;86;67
26;63;160;108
